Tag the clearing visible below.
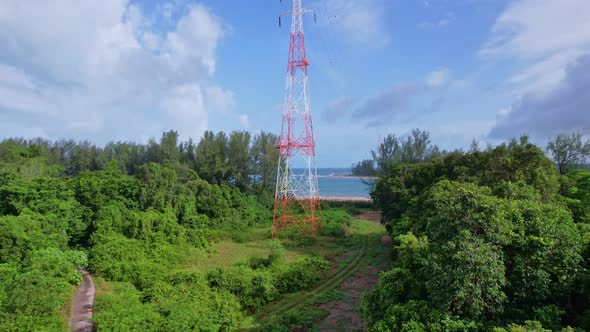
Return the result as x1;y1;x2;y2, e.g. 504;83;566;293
242;211;390;331
91;210;390;331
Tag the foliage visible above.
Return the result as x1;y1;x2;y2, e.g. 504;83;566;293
0;131;283;330
370;129;442;174
0;130;279;196
547;132;590;174
255;305;329;332
274;256;330;294
268;238;286;264
561;169;590;224
93;282;163;331
372;136;560;223
363;134;588;331
352;159;377;176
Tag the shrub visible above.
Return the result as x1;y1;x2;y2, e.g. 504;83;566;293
275;256;329;294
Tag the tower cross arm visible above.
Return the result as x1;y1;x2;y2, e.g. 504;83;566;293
278;8;315;27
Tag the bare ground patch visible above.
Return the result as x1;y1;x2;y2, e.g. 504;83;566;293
316;265;383;331
352;211;381;224
316;212;389;331
381;234;392;245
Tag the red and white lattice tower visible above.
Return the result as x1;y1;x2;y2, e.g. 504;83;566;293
273;0;321;238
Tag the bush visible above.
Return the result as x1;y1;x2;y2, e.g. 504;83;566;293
268;239;286;264
257;306;329;332
207;266;279;312
275;257;329;294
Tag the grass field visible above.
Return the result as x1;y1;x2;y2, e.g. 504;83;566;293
180;218;365;273
93;208;389;331
242;214;389;331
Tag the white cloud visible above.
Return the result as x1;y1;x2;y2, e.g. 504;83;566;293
496;107;511;119
164;4;223;76
0;65;47;114
205;86;236;114
323;96;355;122
479;0;590;140
342;67;452;127
481;0;590;95
0;0;228;141
352;82;423;126
426;68;451;88
481;0;590;58
0;64;36;90
489;54;590;139
239;114;250;128
430;120;495;150
160;84;207;133
318;0;388;47
508;50;582;95
419;12;456;29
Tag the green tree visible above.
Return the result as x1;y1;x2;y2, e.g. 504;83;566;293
228;131;252;191
179;138;198;170
560;169;590;224
159;130;180;165
93;282;162;331
196;131;230;184
136;163;177;211
364;139;584;331
65;141;103;176
251;131;279;192
547;132;590;174
371;129;440;174
351;159;377;176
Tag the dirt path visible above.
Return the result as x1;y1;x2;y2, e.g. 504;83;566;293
352;210;381;223
245;235;370;330
245;212;389;331
70;267;95;332
316;211;390;331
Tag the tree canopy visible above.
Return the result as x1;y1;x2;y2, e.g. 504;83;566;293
0;130;309;331
362;131;590;331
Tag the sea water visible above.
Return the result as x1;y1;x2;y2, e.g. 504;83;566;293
293;168;374;198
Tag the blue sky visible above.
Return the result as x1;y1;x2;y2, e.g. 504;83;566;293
1;0;589;167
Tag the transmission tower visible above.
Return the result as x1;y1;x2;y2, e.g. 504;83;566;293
273;0;321;238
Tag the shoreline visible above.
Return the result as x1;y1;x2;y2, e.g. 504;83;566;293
319;174;378;180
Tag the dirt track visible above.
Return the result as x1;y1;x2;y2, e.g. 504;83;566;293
316;211;390;331
70;267;95;332
245;212;389;331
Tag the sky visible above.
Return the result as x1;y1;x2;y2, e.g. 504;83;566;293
1;0;589;167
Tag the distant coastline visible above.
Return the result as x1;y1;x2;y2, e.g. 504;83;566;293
320;196;372;202
314;168;374;199
318;173;378;180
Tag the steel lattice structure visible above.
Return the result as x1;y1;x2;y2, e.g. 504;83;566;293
273;0;321;238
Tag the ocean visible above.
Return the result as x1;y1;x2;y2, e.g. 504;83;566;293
315;168;374;198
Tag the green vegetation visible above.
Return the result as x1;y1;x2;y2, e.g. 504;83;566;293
5;127;589;331
0;131;338;331
351;159;377;177
361;131;590;331
371;129;442;175
248;217;388;331
547;132;590;175
0;131;381;331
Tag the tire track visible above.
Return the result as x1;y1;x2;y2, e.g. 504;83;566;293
255;236;366;316
245;235;371;330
